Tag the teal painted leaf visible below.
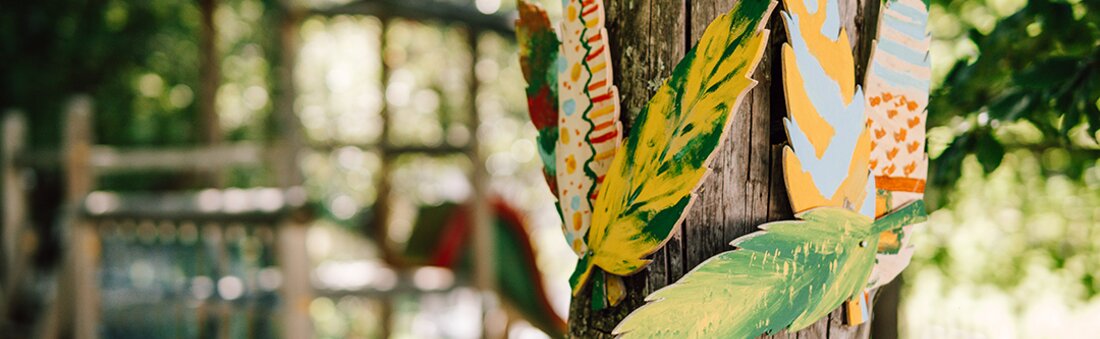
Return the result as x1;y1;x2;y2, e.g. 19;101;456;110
614;202;926;338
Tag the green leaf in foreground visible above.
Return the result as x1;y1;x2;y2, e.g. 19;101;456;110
614;202;925;338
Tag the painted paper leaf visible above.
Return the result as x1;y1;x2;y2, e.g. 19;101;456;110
865;0;930;289
518;0;627;309
516;0;561;195
779;0;876;218
614;202;926;338
571;0;775;294
555;0;623;256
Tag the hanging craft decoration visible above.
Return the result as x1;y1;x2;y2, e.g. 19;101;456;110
864;0;931;290
517;1;562;195
519;0;929;325
570;0;774;296
520;0;630;308
778;0;881;325
780;0;876;218
615;0;936;334
614;201;926;338
555;0;622;258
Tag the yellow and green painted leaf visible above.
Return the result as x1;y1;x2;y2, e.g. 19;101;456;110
614;201;926;338
570;0;776;294
546;0;632;307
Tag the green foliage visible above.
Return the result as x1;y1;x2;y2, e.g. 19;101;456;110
904;2;1100;336
928;0;1100;198
1;0;278;191
1;0;197;146
0;0;276;149
905;152;1100;337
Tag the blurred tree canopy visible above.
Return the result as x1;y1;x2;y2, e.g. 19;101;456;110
0;0;276;149
927;0;1100;201
1;0;199;146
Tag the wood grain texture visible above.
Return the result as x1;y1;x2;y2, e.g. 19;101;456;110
567;0;879;337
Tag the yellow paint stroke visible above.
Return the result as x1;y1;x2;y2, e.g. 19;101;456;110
780;0;872;215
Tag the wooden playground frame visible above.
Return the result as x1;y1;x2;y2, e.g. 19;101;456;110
3;97;314;339
0;1;519;338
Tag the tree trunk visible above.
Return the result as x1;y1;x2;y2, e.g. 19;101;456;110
567;0;882;337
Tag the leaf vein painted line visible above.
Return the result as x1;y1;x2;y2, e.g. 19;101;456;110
556;0;623;258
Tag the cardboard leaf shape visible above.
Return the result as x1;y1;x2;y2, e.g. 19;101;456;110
780;0;876;218
865;0;931;289
517;0;627;309
517;0;562;195
570;0;775;294
556;0;624;256
614;201;926;338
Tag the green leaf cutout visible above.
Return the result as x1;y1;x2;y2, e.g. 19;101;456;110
614;201;926;338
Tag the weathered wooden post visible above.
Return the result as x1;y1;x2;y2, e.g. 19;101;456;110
466;27;504;339
566;0;880;337
273;2;314;338
61;96;99;339
2;113;28;299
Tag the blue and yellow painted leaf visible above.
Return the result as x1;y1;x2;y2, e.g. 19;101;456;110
614;201;926;338
571;0;776;294
516;0;562;195
779;0;876;218
865;0;931;289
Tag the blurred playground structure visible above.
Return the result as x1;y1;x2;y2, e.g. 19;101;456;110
1;0;570;338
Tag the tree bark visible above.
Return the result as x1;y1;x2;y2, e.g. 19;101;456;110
567;0;881;337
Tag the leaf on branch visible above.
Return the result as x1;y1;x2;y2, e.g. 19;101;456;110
975;131;1005;174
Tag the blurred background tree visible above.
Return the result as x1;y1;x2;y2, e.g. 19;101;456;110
927;0;1100;195
908;0;1100;337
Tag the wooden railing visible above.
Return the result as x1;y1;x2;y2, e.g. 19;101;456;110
1;97;313;339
